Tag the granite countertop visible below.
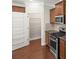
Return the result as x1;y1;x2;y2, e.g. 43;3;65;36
46;30;66;41
46;30;59;34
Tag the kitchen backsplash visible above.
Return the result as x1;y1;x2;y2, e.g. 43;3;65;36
45;23;66;31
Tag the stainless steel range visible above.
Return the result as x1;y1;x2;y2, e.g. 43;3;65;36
49;31;65;59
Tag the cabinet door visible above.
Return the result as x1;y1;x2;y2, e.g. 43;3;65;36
55;1;64;15
60;39;66;59
45;32;49;45
45;32;50;46
50;9;56;23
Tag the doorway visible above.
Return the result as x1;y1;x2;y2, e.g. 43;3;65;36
26;2;45;46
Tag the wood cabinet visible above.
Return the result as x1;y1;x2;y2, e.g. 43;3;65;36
50;8;56;24
45;31;50;46
55;1;64;15
12;6;25;13
50;1;65;24
59;39;66;59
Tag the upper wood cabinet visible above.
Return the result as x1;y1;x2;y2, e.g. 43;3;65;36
55;1;64;15
50;8;56;23
12;6;25;13
50;1;65;24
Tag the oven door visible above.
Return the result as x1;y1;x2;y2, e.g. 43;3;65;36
50;39;56;53
49;36;58;59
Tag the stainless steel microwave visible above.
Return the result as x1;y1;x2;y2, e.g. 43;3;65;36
55;15;64;24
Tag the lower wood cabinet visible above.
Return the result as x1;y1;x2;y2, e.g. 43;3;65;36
45;32;50;46
59;39;66;59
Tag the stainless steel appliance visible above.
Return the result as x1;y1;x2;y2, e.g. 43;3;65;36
55;15;64;24
49;34;58;59
49;31;65;59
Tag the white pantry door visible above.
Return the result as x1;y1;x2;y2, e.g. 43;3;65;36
12;12;29;50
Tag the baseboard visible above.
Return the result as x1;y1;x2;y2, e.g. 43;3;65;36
12;41;29;51
41;42;46;46
30;36;41;40
30;37;46;46
12;36;45;50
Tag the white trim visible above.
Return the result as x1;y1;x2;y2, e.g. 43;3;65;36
55;0;63;5
41;3;46;46
41;42;46;46
30;36;41;40
12;41;30;51
12;2;25;7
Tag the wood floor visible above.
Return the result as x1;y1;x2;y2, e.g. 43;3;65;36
12;39;55;59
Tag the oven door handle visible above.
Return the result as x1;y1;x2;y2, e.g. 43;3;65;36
50;39;57;42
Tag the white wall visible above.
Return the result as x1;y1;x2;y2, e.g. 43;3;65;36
44;5;50;24
40;3;46;46
29;13;41;40
12;12;29;50
12;2;25;7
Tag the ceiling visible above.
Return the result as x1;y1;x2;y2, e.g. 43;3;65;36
12;0;60;6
